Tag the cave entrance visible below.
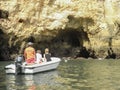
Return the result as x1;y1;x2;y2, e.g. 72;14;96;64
59;29;80;47
51;28;89;57
57;28;89;48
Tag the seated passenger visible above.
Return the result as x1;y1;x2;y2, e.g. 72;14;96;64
36;50;43;63
43;48;51;62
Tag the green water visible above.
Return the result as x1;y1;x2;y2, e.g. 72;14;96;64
1;59;120;90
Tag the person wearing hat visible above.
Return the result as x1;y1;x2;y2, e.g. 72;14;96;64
24;42;36;64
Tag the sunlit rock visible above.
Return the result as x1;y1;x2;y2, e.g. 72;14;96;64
0;0;120;60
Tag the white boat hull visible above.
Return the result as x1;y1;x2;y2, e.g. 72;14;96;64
5;57;61;74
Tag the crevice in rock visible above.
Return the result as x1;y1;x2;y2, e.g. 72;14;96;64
0;9;9;19
0;28;10;60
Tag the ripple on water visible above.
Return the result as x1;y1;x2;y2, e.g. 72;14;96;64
1;59;120;90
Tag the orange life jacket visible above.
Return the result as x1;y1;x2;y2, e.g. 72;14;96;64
24;46;36;61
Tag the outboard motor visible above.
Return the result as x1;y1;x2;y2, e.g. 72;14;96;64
15;55;23;75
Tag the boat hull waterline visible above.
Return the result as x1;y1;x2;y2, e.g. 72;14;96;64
5;57;61;74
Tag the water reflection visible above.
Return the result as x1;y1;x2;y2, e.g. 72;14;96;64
6;70;58;90
3;59;120;90
58;60;120;90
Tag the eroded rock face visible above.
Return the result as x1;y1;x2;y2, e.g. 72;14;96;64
0;0;120;60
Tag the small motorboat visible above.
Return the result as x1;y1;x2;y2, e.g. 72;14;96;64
5;57;61;75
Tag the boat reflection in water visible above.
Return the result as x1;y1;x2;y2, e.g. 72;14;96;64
6;70;58;90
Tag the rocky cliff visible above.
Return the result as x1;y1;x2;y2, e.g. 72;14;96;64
0;0;120;60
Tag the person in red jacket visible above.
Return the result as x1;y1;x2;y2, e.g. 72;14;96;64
24;42;36;64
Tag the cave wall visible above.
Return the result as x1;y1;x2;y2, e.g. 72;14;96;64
0;0;120;60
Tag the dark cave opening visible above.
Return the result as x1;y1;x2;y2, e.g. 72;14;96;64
34;28;90;57
0;29;10;60
56;28;89;47
49;28;90;57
